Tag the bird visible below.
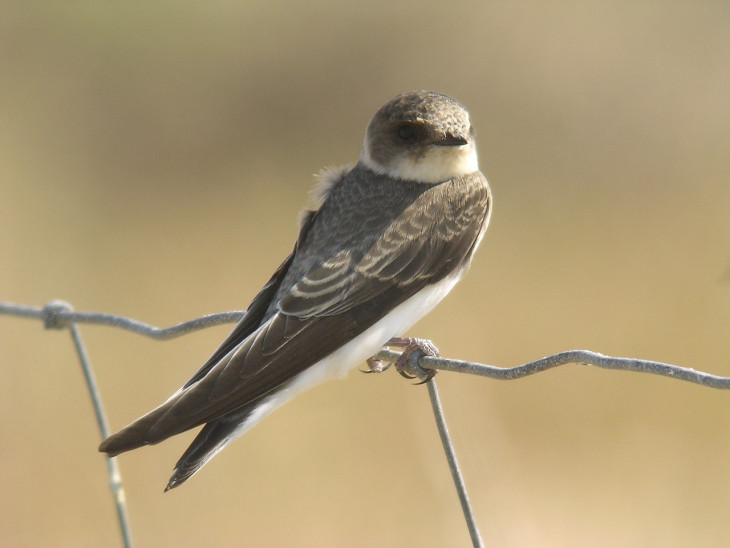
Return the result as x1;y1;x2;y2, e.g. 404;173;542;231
99;90;492;491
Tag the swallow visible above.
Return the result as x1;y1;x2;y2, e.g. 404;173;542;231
99;90;492;490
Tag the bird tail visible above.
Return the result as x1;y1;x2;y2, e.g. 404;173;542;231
165;410;252;491
98;390;199;457
99;408;173;457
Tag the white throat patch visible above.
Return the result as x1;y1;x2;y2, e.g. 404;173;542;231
361;142;479;184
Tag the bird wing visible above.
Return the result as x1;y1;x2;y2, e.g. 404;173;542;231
179;209;319;390
279;173;490;317
99;172;490;453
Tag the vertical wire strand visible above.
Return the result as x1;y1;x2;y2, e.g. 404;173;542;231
427;378;484;548
69;324;133;548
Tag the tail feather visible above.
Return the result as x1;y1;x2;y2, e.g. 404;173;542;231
98;397;192;456
165;410;251;491
98;414;163;456
99;391;255;490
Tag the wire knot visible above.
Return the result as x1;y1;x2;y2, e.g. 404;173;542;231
42;300;73;330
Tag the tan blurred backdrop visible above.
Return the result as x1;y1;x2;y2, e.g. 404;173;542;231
2;2;730;547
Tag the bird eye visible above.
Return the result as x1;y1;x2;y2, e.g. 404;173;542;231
397;123;416;141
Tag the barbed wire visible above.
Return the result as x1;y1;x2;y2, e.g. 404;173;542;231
3;300;730;548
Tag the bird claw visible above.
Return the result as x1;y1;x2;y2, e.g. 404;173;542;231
361;356;391;374
363;338;439;382
388;337;439;383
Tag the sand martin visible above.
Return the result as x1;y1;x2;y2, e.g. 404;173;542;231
99;90;492;490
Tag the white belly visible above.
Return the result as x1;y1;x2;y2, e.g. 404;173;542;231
231;273;461;441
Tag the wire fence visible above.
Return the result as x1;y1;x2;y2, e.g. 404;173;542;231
2;299;730;548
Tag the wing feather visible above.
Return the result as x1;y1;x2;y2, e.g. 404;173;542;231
100;169;491;452
280;172;490;317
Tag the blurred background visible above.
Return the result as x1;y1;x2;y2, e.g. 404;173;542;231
2;2;729;547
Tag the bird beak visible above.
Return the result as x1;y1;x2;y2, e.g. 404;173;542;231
435;134;469;147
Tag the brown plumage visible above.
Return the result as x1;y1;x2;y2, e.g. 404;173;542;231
99;91;492;490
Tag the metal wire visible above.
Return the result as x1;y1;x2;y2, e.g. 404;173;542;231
426;378;484;548
4;299;730;547
69;323;133;548
1;300;247;548
373;348;730;389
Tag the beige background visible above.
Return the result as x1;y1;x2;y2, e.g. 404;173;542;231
2;2;730;547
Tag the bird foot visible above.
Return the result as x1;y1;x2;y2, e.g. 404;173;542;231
386;337;439;383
